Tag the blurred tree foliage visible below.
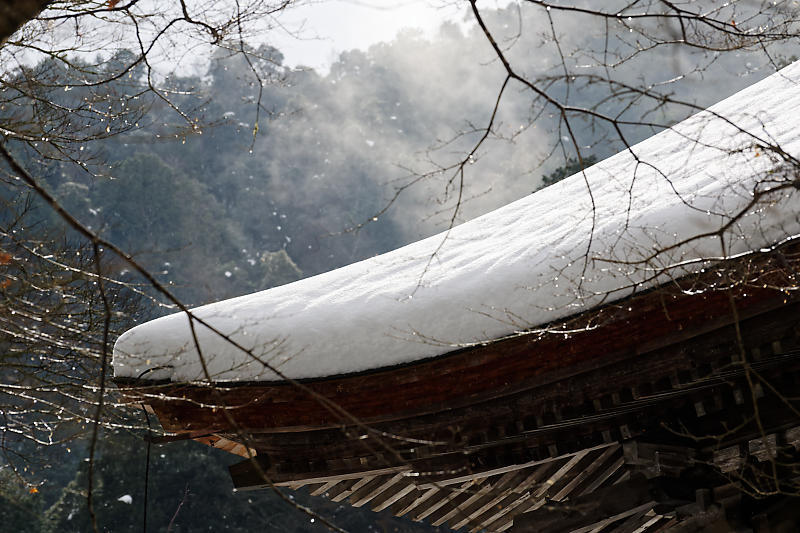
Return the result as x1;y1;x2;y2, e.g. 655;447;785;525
0;39;439;533
0;469;45;533
38;431;446;532
537;155;599;191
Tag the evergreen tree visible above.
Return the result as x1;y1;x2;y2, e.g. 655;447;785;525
538;155;599;191
0;470;45;533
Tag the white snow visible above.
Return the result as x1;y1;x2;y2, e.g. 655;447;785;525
113;62;800;383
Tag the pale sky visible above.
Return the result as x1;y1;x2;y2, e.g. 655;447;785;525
265;0;474;71
9;0;510;77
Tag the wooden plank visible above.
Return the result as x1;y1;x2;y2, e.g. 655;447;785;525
309;480;340;497
493;496;547;532
305;483;326;496
571;502;657;533
579;456;625;496
532;449;590;500
324;479;356;501
508;474;665;533
277;466;410;487
607;511;651;533
623;440;695;478
713;445;744;474
475;491;536;533
431;483;495;526
388;487;422;514
477;453;591;531
192;434;257;458
330;475;375;502
612;470;631;486
630;514;664;533
450;478;528;530
551;445;620;502
432;470;518;526
454;464;553;531
748;434;777;462
785;426;800;450
420;443;615;489
495;519;518;532
372;483;416;512
394;486;438;517
413;481;475;521
350;473;405;508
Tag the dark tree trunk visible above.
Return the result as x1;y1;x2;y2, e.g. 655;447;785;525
0;0;52;44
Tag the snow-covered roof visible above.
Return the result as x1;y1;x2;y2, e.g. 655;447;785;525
113;62;800;383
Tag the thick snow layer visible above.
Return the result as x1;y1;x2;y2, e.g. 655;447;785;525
114;62;800;383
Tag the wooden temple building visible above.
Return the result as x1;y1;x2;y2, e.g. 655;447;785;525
125;248;800;532
114;64;800;531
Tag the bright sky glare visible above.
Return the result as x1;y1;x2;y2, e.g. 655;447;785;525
265;0;473;71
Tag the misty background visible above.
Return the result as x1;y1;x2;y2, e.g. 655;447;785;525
13;2;795;309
